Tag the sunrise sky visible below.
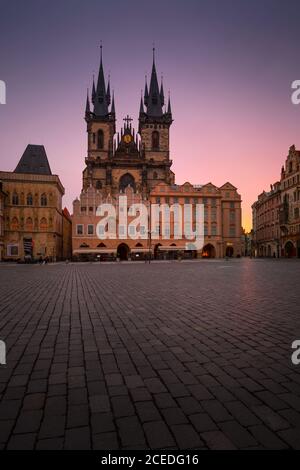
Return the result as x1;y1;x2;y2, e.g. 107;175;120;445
1;0;300;230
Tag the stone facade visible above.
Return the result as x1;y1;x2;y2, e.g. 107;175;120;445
252;145;300;257
252;182;281;257
72;50;243;260
72;181;242;260
0;145;68;261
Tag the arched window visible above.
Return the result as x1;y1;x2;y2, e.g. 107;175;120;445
97;130;104;149
119;173;136;192
11;217;19;230
96;180;102;190
25;217;33;231
41;193;47;206
153;171;158;179
27;193;33;206
40;218;48;230
152;131;159;150
12;192;19;205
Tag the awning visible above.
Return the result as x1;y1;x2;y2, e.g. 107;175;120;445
73;249;116;254
131;248;150;253
158;246;186;251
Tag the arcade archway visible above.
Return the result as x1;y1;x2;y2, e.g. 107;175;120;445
117;243;130;261
284;241;295;258
225;246;234;257
202;244;216;258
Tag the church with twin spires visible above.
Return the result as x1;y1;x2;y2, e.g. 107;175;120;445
72;47;243;261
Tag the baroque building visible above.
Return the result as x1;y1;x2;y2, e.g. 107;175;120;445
0;145;69;261
72;48;242;260
252;145;300;257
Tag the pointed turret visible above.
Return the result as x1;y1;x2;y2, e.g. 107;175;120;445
139;90;145;116
144;76;149;107
111;91;115;116
167;92;172;116
92;76;96;104
106;76;111;106
94;45;109;117
160;76;164;107
85;89;91;120
147;48;163;117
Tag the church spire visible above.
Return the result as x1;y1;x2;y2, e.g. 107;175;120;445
160;75;164;107
106;74;111;106
111;90;115;116
146;47;163;117
94;44;109;117
144;75;149;107
167;91;172;116
139;90;145;116
92;75;96;104
85;89;90;118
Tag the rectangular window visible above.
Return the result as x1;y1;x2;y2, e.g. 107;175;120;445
229;227;235;237
211;225;217;236
76;224;83;235
211;209;217;221
87;224;94;235
119;225;125;236
129;225;136;236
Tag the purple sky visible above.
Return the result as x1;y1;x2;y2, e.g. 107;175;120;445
1;0;300;230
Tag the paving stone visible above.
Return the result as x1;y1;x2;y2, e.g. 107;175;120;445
7;433;37;450
189;413;218;432
14;410;42;434
249;424;288;449
91;413;116;434
200;430;236;450
143;421;175;448
93;432;119;450
136;401;162;422
117;416;146;447
171;424;203;449
64;427;91;450
36;438;64;450
218;421;257;449
161;407;189;425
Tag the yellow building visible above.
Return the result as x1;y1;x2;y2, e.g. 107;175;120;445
0;144;67;261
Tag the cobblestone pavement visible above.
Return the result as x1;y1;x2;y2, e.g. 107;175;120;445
0;259;300;450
